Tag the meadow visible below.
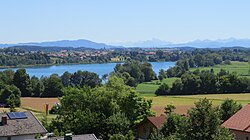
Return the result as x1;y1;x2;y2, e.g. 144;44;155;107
190;61;250;78
145;93;250;115
136;61;250;115
136;77;179;95
136;61;250;95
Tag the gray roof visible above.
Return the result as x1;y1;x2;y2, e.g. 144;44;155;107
37;134;98;140
0;111;47;136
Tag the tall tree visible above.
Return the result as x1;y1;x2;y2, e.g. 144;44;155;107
158;69;167;82
0;85;21;107
160;113;187;137
13;68;32;97
220;99;242;122
61;71;72;87
141;62;156;82
187;98;221;140
31;76;44;97
0;70;14;85
42;74;63;97
70;71;101;88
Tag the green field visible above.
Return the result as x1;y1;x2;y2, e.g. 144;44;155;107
136;61;250;95
136;77;179;95
136;61;250;114
190;61;250;78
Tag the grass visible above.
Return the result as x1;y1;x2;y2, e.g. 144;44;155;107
136;61;250;115
190;61;250;78
145;93;250;106
137;61;250;95
136;77;179;94
144;93;250;115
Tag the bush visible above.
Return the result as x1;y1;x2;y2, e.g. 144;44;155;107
224;60;231;65
155;83;170;96
49;103;61;114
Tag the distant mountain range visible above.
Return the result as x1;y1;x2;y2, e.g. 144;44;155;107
1;38;250;49
113;38;250;48
111;38;171;48
0;39;123;49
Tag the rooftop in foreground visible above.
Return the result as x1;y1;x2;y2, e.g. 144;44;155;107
0;111;47;137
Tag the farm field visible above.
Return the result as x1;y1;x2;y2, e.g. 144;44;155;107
21;97;59;121
21;97;59;112
0;98;59;122
145;93;250;115
0;93;246;118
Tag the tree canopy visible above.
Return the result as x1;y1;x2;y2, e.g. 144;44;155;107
48;76;154;139
114;61;156;86
150;99;235;140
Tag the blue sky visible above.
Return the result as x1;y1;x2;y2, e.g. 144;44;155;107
0;0;249;44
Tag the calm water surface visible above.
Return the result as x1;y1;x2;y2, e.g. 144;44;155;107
0;62;175;77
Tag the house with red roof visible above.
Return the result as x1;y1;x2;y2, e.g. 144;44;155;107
222;104;250;140
137;115;166;140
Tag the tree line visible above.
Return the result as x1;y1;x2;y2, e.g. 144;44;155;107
0;53;52;67
0;47;249;67
162;48;250;77
0;60;157;107
156;69;250;96
0;69;102;107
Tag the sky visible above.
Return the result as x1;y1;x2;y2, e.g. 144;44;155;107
0;0;250;44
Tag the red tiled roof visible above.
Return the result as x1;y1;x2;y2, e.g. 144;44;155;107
147;115;166;129
222;104;250;132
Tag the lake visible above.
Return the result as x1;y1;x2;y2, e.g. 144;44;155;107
0;62;175;78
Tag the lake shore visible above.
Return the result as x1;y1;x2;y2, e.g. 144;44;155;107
0;62;176;78
0;61;125;69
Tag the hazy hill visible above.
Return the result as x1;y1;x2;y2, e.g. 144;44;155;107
9;46;95;52
2;38;250;49
0;39;123;49
115;38;250;48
